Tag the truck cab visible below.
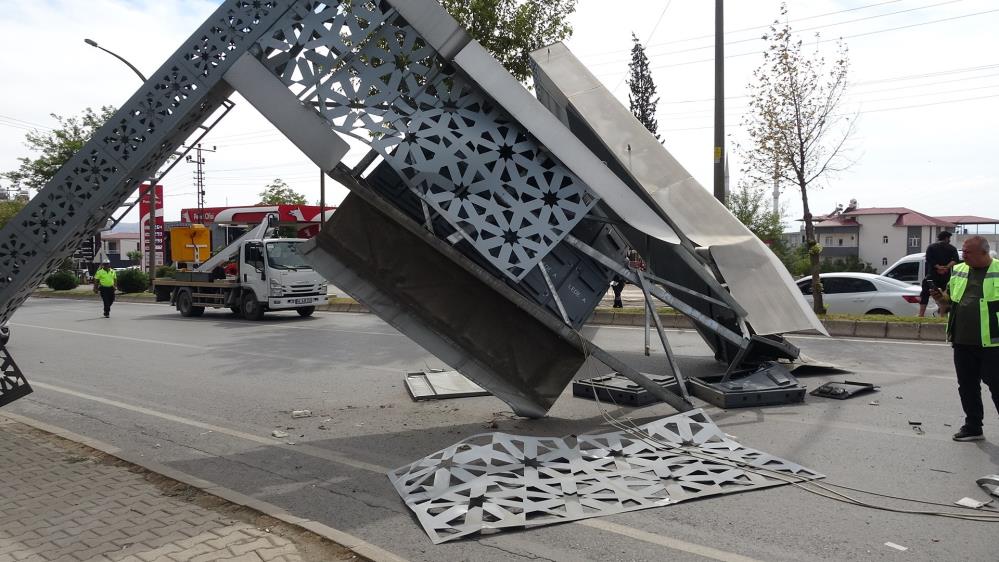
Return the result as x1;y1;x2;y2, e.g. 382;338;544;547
238;238;327;318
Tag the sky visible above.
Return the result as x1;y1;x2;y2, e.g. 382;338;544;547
0;0;996;231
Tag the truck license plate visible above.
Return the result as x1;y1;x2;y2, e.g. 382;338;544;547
290;298;313;304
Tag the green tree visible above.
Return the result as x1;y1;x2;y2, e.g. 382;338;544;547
626;32;661;142
727;184;783;244
127;250;143;264
258;179;307;205
439;0;577;83
0;200;27;229
2;106;116;191
740;4;855;314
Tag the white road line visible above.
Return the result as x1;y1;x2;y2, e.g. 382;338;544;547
27;380;764;561
10;322;203;349
578;520;762;562
8;322;402;373
28;380;391;474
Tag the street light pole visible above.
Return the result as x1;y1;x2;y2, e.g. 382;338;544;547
84;39;157;284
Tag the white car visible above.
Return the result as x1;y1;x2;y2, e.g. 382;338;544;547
795;272;935;316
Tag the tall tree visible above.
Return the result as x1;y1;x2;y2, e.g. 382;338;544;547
439;0;577;83
727;184;783;245
259;179;307;205
2;106;116;191
740;4;856;315
626;32;661;142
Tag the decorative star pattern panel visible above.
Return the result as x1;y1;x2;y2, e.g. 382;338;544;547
389;409;822;543
260;2;598;280
0;347;32;407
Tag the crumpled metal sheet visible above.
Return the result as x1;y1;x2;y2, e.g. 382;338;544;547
388;409;822;543
529;42;827;337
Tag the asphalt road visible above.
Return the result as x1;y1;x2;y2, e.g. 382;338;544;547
4;298;998;561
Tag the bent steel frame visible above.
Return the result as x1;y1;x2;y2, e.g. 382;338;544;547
0;0;820;415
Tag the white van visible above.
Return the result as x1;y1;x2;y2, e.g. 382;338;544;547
881;254;926;285
882;248;996;284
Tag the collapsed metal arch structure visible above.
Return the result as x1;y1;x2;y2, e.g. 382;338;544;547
0;0;823;416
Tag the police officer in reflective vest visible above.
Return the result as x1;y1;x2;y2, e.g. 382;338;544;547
932;235;999;441
93;260;118;318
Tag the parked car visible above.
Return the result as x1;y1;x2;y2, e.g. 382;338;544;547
795;272;935;316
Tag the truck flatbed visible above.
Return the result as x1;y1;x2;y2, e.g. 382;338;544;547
153;278;240;289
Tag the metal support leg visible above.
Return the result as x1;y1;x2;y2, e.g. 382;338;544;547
539;260;571;326
637;273;691;401
587;343;693;413
565;235;745;348
644;299;651;356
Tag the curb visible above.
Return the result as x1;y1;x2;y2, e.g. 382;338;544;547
0;411;406;562
31;292;947;342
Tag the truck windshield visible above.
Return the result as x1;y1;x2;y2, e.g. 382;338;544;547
265;241;311;270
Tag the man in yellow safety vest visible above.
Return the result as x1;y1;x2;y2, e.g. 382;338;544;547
932;235;999;441
93;260;118;318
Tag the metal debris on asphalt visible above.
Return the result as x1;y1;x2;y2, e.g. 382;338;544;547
955;496;993;509
810;381;879;400
389;409;822;543
271;430;289;438
884;542;908;551
978;475;999;498
291;410;312;418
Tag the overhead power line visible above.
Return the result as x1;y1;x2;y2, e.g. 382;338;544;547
644;7;999;72
578;0;906;59
586;0;967;68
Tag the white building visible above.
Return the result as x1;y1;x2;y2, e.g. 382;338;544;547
97;231;140;269
791;207;998;272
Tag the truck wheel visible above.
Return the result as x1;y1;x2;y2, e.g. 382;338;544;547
178;292;205;317
241;292;265;320
296;306;315;317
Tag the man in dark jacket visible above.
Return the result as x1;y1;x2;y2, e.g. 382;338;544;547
931;236;999;441
919;230;959;317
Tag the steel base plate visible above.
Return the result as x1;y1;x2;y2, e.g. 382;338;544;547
572;372;681;407
689;362;806;409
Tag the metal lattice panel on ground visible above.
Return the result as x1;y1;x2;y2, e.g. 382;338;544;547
389;409;822;543
259;2;597;280
0;348;32;407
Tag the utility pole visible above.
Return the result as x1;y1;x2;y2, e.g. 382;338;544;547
185;144;217;215
713;0;726;204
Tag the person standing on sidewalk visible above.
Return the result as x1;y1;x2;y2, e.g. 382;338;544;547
93;260;118;318
919;230;959;317
931;235;999;441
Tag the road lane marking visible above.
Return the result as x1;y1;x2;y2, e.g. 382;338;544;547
578;520;762;562
10;322;203;349
8;322;402;373
28;380;391;474
27;379;767;561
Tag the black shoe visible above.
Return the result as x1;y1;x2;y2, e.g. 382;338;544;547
103;312;109;318
952;427;984;442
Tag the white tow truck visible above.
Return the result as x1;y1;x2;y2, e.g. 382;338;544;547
153;215;327;319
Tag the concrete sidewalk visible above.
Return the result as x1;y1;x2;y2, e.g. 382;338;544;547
0;415;363;562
